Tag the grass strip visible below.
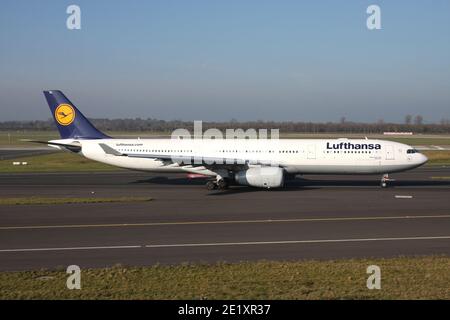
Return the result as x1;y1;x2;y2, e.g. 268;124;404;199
0;152;119;173
0;196;152;205
0;256;448;299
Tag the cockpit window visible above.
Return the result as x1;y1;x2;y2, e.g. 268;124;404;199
407;149;418;154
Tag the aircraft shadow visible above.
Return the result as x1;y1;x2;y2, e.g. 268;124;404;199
131;176;206;186
131;176;318;194
131;176;450;196
211;179;450;195
294;179;450;188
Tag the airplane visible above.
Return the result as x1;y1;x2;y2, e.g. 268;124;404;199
29;90;428;190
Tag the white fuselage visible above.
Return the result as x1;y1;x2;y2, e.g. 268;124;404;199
51;138;428;176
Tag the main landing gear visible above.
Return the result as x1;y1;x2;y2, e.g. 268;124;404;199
206;178;229;190
380;174;395;188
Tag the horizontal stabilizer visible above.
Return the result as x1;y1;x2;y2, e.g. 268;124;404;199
21;139;82;153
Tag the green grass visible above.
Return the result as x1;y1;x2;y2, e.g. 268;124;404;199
422;150;450;165
0;131;171;147
0;196;151;205
0;152;120;173
0;131;59;147
280;133;450;145
0;256;448;299
376;137;450;145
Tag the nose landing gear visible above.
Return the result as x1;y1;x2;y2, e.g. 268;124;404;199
380;174;395;188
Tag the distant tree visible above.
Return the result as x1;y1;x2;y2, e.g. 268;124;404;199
414;115;423;125
340;117;346;124
404;114;412;125
3;116;450;134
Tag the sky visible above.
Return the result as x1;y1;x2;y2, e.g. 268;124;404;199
0;0;449;122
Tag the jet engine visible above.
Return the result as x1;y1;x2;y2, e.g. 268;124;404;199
235;167;284;188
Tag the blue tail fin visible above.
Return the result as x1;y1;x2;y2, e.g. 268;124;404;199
43;90;109;139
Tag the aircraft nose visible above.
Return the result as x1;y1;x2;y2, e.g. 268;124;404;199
419;153;428;165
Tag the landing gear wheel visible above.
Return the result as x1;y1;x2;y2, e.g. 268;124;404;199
206;181;217;190
217;179;228;190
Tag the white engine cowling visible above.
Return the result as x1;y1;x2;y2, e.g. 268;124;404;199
235;167;284;188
